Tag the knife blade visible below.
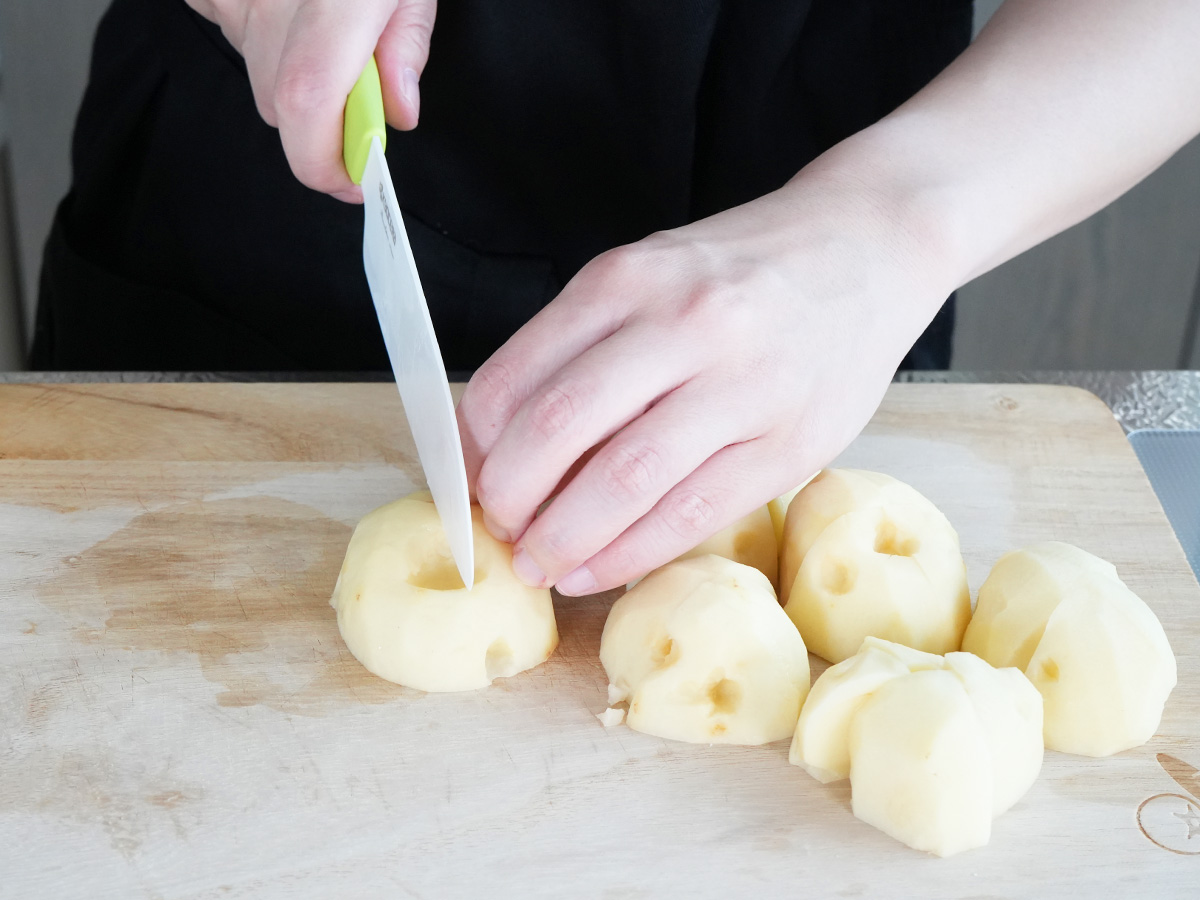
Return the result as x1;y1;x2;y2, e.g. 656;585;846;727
344;57;475;590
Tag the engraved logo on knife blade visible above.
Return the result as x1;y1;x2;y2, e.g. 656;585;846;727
378;182;398;257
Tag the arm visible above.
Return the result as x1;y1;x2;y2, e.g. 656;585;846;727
847;0;1200;286
459;0;1200;594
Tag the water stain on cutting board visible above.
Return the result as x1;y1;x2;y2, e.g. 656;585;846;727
0;743;207;859
39;496;411;715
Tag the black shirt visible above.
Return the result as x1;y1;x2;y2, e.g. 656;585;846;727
33;0;972;372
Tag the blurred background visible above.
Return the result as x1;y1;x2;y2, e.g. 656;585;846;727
0;0;1197;372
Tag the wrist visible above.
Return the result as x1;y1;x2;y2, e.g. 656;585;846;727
776;128;967;332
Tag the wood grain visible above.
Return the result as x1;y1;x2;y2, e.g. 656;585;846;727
0;382;430;463
0;383;1197;898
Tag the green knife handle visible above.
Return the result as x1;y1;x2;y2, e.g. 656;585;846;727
344;56;387;185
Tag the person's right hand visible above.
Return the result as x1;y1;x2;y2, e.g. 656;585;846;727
186;0;437;202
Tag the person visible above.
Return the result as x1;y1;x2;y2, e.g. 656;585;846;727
35;0;1200;597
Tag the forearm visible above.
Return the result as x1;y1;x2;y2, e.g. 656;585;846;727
792;0;1200;292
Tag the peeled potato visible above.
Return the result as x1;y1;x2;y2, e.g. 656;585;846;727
677;505;778;589
792;637;1043;857
632;480;813;592
962;542;1176;757
601;555;809;745
681;478;818;588
767;476;816;548
942;652;1044;816
849;669;995;857
331;492;558;692
789;638;939;783
780;469;971;663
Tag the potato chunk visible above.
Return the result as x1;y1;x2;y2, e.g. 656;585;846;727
850;670;994;857
601;555;809;745
780;469;971;663
791;637;1043;857
767;476;815;547
680;477;818;588
677;505;779;590
331;492;558;692
790;637;944;783
962;542;1176;756
942;652;1045;816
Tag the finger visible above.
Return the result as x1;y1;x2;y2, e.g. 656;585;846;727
510;379;749;589
273;0;398;195
547;441;606;498
229;0;292;128
474;324;695;543
458;249;641;492
376;0;437;130
554;437;812;595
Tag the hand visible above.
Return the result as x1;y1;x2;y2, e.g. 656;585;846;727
457;165;953;596
186;0;437;201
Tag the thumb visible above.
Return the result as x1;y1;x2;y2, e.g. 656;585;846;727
376;0;437;131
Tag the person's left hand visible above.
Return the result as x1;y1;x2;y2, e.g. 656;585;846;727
456;167;953;596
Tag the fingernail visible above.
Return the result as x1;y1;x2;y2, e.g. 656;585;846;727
402;67;420;121
556;565;597;596
482;512;511;543
512;548;547;588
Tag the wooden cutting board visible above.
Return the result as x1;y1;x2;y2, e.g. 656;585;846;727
1;383;1197;899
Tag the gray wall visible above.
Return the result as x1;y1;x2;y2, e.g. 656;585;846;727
953;0;1200;369
953;135;1200;369
0;0;112;369
1189;274;1200;368
1;99;25;369
1;0;1199;371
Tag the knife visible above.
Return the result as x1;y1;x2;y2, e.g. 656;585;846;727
344;56;475;590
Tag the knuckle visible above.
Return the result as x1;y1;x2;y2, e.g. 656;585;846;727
585;244;649;291
673;261;762;338
473;471;495;510
382;15;434;74
588;246;632;280
472;472;516;528
530;524;581;570
474;467;512;526
659;489;720;545
680;282;732;330
273;70;336;124
597;441;667;502
463;362;522;426
401;22;434;65
526;381;586;441
598;539;645;583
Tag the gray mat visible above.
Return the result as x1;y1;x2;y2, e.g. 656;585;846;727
1129;429;1200;580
